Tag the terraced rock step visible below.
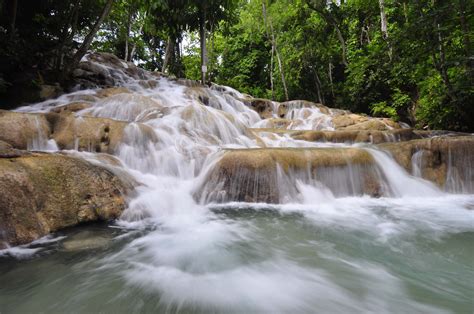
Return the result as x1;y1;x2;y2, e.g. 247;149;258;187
379;136;474;192
249;128;419;145
197;147;384;203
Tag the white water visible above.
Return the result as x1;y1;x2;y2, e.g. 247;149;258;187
6;54;473;313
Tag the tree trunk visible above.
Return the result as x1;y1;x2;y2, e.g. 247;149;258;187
270;45;275;100
262;1;288;100
378;0;393;60
378;0;388;39
457;0;472;73
313;68;324;104
162;36;174;73
56;3;79;71
124;5;133;61
63;0;114;78
306;1;348;67
200;4;208;85
129;12;146;62
328;62;335;100
9;0;18;39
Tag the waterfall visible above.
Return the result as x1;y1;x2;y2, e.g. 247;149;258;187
366;148;442;197
6;53;473;313
26;116;58;151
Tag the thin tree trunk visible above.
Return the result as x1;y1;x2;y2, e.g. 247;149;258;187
328;62;335;100
262;1;274;99
56;3;79;71
403;2;409;23
313;68;324;104
124;5;133;61
457;0;472;73
378;0;388;39
270;45;275;100
162;36;174;73
64;0;114;77
200;4;208;85
262;1;288;100
9;0;18;39
378;0;393;60
129;11;146;62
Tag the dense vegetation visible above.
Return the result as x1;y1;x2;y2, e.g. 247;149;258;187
0;0;472;131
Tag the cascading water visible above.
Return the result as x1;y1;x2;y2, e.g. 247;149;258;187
1;54;473;313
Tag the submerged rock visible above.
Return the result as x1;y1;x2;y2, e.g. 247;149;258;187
0;152;133;246
378;136;474;192
61;230;113;252
197;148;383;203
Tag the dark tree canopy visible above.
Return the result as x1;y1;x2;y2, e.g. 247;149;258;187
0;0;472;131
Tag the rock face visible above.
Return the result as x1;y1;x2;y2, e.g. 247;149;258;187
72;52;148;88
0;110;51;150
50;113;129;153
378;136;474;192
290;129;418;144
197;148;383;203
0;110;154;154
0;152;133;247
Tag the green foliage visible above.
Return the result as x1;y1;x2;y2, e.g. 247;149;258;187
0;0;472;131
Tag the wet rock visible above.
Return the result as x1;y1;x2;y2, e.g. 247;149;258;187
245;98;275;119
331;113;401;131
51;113;128;153
0;110;51;150
0;153;131;246
378;136;474;192
95;87;131;98
197;148;383;203
278;100;331;117
51;102;92;114
73;53;148;88
39;84;63;101
61;230;112;252
0;140;30;158
291;129;418;144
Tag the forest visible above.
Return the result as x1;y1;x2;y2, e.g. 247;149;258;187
0;0;472;131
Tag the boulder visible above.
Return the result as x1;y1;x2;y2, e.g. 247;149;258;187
245;98;275;119
197;148;384;204
378;136;474;192
0;110;51;150
50;113;135;153
0;152;133;246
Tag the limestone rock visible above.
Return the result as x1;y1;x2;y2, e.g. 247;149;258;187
0;110;51;150
51;113;128;153
197;148;383;204
245;98;275;119
51;101;92;114
278;100;330;117
0;152;132;246
95;87;131;98
378;136;474;192
291;129;418;144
